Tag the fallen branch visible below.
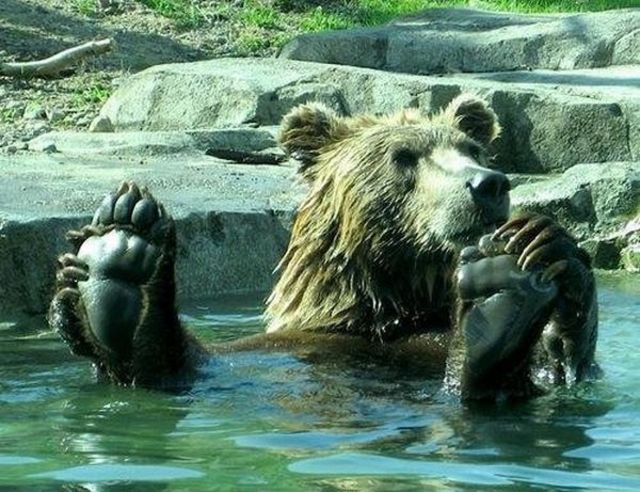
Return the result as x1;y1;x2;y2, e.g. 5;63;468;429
0;38;114;78
206;148;287;165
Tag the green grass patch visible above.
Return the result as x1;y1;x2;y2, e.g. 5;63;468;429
136;0;204;28
299;7;354;31
236;30;291;55
127;0;639;56
71;83;111;109
241;4;283;29
472;0;639;13
0;107;22;124
71;0;98;16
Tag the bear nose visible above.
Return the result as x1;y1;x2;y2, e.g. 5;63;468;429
466;170;511;225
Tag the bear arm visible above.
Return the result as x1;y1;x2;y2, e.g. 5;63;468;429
539;254;600;385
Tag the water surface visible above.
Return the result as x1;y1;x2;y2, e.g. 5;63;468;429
1;274;639;491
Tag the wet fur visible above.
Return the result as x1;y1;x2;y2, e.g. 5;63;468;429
267;98;499;337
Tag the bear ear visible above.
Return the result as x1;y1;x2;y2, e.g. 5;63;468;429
279;103;348;181
444;94;500;146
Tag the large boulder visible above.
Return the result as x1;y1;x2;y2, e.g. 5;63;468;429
97;58;639;173
512;162;640;269
279;8;640;74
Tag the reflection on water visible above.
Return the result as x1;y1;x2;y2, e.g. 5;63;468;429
0;273;639;491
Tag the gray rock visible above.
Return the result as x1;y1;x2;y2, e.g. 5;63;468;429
0;153;303;319
27;127;280;159
76;117;94;127
512;162;640;241
4;100;25;118
21;122;50;142
580;237;622;270
46;108;65;123
621;243;640;272
23;105;46;121
581;218;640;271
279;8;640;74
88;115;114;132
29;139;58;153
97;58;639;173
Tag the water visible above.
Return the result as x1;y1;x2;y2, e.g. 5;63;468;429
0;274;638;491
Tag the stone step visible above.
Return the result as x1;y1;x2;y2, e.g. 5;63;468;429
0;153;302;322
27;127;283;160
279;8;640;73
97;58;639;173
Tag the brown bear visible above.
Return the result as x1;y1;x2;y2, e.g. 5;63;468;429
48;94;599;400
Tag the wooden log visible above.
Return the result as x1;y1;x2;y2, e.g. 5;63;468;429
0;38;114;78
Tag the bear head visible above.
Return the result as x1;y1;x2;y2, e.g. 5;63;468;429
267;95;509;336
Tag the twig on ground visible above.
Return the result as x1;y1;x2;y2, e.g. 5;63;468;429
0;38;114;79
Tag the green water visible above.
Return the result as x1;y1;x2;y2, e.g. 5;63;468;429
1;274;639;491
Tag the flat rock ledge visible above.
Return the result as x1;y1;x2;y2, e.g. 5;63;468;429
1;152;637;322
0;153;303;324
512;162;640;271
279;8;640;74
87;58;639;174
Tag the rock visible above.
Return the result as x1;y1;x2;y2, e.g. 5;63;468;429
621;243;640;272
20;122;50;142
4;100;25;118
31;141;57;153
580;238;622;270
88;115;114;133
0;153;303;319
23;105;46;120
97;58;639;173
578;216;640;271
76;116;94;127
27;127;279;159
279;8;640;74
6;141;28;154
46;108;65;123
512;162;640;242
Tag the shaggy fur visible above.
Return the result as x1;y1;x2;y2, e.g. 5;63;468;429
267;96;500;338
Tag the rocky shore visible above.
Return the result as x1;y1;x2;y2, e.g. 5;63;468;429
1;8;638;321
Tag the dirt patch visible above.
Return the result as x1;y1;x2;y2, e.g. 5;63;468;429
0;0;278;151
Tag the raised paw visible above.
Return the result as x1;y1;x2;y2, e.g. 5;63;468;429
463;221;599;390
448;234;560;400
49;182;189;386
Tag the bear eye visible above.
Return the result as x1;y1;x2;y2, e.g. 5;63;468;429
465;142;484;161
393;149;418;168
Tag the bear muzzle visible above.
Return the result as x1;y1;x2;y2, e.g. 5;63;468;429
465;170;511;229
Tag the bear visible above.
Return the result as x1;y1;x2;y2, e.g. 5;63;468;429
48;94;599;400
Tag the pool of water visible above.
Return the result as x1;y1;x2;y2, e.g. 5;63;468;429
1;273;639;491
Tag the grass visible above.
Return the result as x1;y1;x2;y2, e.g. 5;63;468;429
0;107;22;124
71;0;638;55
122;0;640;28
71;82;111;109
71;0;98;16
136;0;205;28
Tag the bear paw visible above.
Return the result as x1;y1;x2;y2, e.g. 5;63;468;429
49;182;184;385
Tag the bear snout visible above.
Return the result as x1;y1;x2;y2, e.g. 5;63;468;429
465;170;511;226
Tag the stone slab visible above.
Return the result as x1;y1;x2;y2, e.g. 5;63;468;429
97;58;639;173
0;153;303;321
27;127;282;159
279;8;640;74
512;162;640;269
